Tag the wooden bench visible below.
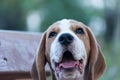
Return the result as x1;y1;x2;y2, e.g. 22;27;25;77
0;30;51;80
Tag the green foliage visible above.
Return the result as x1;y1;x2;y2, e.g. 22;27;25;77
23;0;41;11
0;0;104;31
0;0;26;30
38;0;104;32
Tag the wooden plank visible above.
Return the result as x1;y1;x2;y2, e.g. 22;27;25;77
0;71;30;80
0;30;51;79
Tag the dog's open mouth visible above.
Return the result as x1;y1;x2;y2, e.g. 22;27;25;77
55;51;84;74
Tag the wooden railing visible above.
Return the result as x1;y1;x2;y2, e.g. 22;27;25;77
0;30;50;80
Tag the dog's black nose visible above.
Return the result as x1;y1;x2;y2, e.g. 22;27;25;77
58;33;74;45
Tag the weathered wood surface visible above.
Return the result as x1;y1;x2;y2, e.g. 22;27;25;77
0;30;50;80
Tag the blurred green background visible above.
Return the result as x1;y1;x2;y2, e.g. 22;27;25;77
0;0;120;80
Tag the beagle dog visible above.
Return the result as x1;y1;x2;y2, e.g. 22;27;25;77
31;19;106;80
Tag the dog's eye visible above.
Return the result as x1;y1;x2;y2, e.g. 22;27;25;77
75;28;84;34
49;32;57;38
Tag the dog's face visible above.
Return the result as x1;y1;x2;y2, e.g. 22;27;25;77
31;19;106;80
45;19;90;80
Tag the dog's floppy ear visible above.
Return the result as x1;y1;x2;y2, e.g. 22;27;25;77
31;32;47;80
85;27;106;80
94;45;106;79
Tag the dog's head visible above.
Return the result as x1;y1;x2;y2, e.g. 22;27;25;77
31;19;106;80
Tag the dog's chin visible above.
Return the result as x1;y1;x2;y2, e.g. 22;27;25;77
58;68;84;80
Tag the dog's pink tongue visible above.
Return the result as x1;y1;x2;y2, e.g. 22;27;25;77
59;60;79;69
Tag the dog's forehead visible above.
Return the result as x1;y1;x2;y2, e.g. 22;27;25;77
59;19;71;31
47;19;85;33
47;19;72;33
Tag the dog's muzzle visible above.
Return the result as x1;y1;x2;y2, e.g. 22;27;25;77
50;33;86;80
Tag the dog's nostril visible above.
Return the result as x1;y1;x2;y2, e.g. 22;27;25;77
59;36;64;42
59;33;74;45
68;35;74;42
